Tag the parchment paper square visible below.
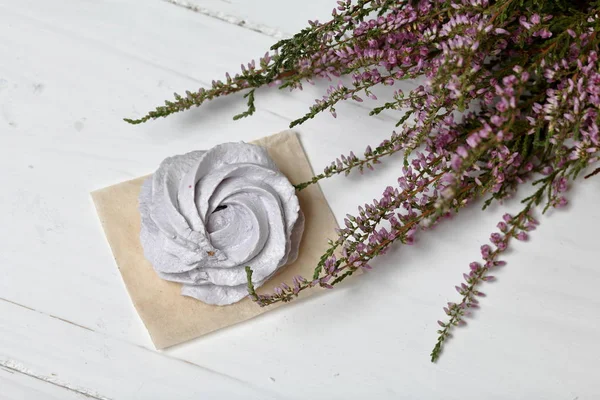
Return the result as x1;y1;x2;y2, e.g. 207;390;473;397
92;131;345;349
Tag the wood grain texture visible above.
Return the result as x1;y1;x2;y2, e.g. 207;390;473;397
0;370;94;400
0;299;276;400
164;0;334;37
1;0;599;398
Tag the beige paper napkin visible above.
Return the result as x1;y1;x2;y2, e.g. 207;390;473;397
92;131;346;349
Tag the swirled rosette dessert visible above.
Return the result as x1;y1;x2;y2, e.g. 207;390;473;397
139;142;304;305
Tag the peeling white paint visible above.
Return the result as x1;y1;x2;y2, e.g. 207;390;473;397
162;0;288;38
0;359;111;400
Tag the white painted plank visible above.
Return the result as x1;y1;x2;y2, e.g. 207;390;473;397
0;368;91;400
0;0;397;345
0;0;599;398
163;0;334;37
0;299;276;400
0;0;291;345
166;179;600;399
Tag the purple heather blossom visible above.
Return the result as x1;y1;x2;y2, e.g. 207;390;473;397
516;232;528;241
131;0;600;362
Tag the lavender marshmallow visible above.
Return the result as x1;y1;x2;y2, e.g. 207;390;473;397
139;142;304;305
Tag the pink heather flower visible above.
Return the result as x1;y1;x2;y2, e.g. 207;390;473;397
519;16;533;30
516;232;528;241
555;176;568;192
542;166;554;177
480;245;492;259
456;146;469;158
490;232;503;245
325;255;337;273
536;28;552;39
525;222;537;231
405;227;417;245
441;173;456;183
490;115;503;126
450;155;462;170
555;197;568;208
466;133;481;148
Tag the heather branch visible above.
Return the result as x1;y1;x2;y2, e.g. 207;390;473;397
294;130;406;191
123;0;600;363
247;157;461;306
431;197;543;362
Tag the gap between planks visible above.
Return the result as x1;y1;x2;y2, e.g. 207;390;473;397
159;0;405;125
0;297;95;332
0;359;111;400
162;0;288;38
0;296;270;392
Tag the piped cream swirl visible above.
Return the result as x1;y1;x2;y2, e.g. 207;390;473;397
139;142;304;305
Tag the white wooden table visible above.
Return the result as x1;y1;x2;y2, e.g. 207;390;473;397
1;1;599;398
